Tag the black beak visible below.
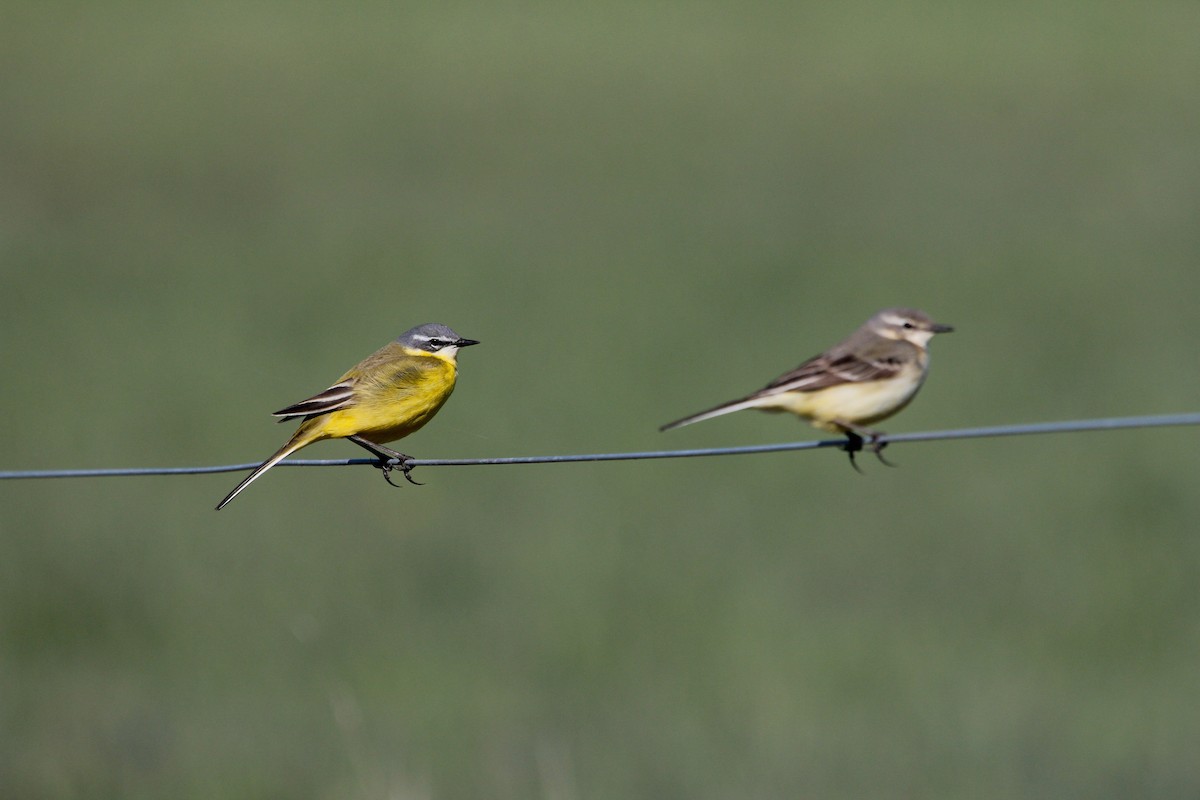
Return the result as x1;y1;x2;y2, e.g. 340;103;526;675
456;338;481;347
931;323;954;333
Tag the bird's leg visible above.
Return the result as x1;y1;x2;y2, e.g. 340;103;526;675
834;421;895;470
838;428;866;474
348;435;424;486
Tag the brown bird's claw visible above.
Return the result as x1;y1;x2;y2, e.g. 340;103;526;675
869;434;897;468
840;427;896;472
378;457;424;487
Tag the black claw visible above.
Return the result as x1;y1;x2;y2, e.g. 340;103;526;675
870;436;897;468
377;457;424;487
400;461;423;486
378;459;403;487
352;435;425;488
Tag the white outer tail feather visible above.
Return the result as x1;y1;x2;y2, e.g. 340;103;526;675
214;438;307;510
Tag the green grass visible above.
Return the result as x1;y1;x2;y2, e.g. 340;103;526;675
3;1;1200;797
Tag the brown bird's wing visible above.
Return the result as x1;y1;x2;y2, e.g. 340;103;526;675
756;343;909;396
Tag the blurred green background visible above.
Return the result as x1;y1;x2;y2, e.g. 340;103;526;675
3;1;1199;797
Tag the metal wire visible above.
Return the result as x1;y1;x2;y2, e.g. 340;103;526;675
1;413;1196;480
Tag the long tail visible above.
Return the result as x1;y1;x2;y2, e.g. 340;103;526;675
659;395;770;432
215;426;320;510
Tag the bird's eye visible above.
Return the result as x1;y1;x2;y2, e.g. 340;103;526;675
427;338;444;349
902;322;915;329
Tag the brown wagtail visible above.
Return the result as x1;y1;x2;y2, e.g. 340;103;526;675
660;308;953;469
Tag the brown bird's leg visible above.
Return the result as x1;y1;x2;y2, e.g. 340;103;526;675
348;435;424;486
846;434;866;473
834;421;896;470
836;426;866;474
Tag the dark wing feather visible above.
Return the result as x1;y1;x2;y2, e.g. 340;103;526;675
272;380;356;420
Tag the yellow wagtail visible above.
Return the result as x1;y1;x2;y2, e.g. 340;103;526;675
660;308;952;469
215;323;479;510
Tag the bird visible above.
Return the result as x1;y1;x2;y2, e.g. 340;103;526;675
215;323;479;509
660;308;953;469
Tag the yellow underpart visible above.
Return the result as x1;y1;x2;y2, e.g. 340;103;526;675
290;350;459;448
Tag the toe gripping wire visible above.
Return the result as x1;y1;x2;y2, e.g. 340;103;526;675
347;435;422;486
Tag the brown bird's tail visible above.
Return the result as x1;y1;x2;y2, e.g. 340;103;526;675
659;395;771;432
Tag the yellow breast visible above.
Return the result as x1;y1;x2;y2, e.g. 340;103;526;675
307;353;459;445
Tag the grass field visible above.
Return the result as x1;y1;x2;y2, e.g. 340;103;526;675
3;2;1199;797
